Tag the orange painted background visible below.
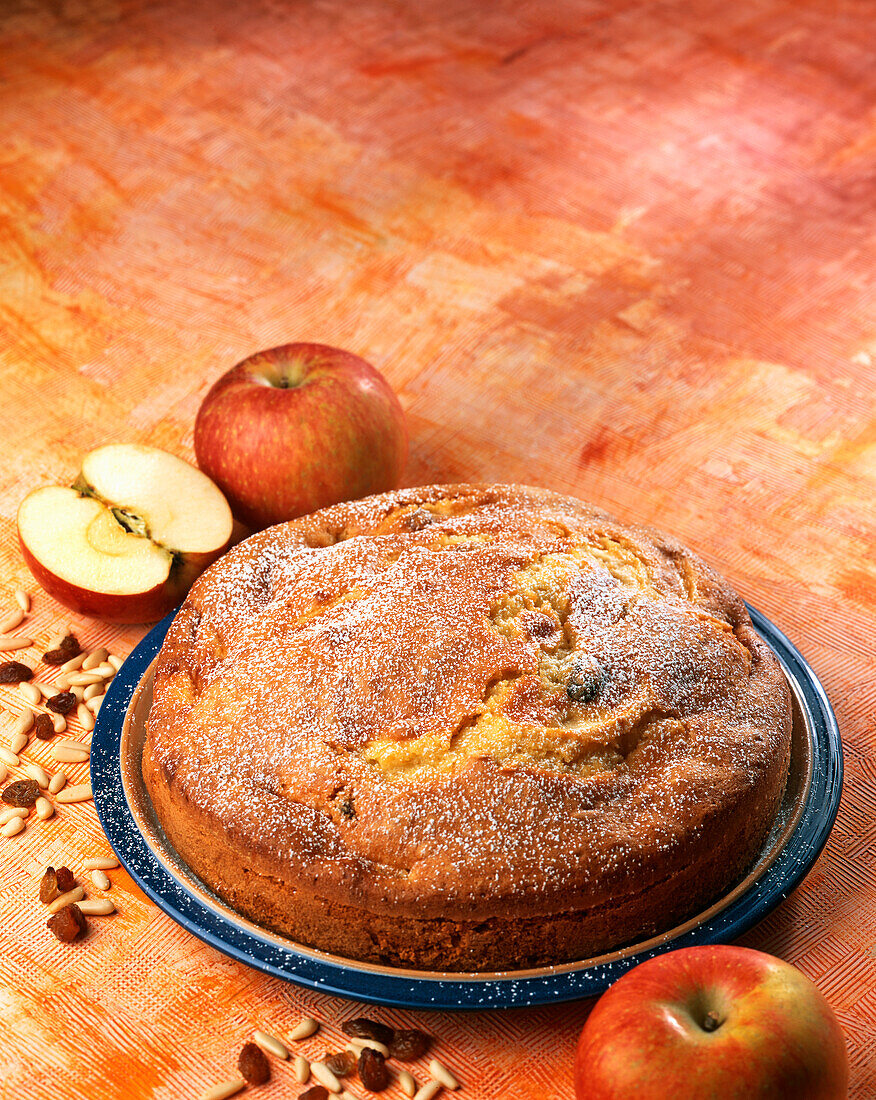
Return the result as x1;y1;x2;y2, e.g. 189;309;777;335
1;1;875;1096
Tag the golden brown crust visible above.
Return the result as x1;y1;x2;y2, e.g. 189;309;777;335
143;484;791;969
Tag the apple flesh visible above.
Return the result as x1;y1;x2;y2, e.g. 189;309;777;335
194;343;408;530
18;444;233;623
575;945;848;1100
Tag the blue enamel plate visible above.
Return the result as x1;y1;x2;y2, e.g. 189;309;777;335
91;604;842;1010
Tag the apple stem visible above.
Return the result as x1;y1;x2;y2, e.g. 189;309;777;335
265;358;308;389
701;1011;722;1032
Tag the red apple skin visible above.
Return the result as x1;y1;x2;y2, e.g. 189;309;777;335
193;343;408;530
18;534;228;624
575;946;848;1100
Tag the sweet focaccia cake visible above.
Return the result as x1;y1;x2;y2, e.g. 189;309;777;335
142;484;791;970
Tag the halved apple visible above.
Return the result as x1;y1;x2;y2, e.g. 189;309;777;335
18;444;234;623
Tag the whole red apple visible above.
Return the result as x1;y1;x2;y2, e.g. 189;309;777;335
194;343;408;529
575;945;848;1100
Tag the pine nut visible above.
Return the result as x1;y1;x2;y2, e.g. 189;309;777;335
78;898;115;915
10;710;35;739
108;654;123;671
252;1030;289;1060
48;769;67;794
83;682;104;702
95;661;116;679
56;737;90;752
51;713;66;733
55;782;92;803
82;855;118;870
91;869;111;891
60;653;87;673
0;609;25;634
35;796;54;820
19;682;41;705
345;1039;391;1058
1;816;25;837
14;590;30;612
24;763;50;789
77;703;95;732
70;685;85;702
310;1062;342;1093
0;806;28;824
290;1016;320;1041
429;1060;459;1090
294;1055;310;1083
413;1083;442;1100
85;696;103;715
398;1070;417;1097
46;886;85;912
82;648;109;671
37;797;56;829
32;681;57;698
0;762;6;783
10;730;28;754
54;675;72;690
66;671;105;687
52;745;90;764
0;636;32;652
0;747;20;767
11;709;34;737
199;1076;246;1100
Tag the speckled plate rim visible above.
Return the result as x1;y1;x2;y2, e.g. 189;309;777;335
91;603;842;1010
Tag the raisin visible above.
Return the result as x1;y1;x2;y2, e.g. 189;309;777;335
358;1047;390;1091
55;866;76;892
47;691;77;715
33;714;56;740
525;614;556;639
567;657;602;704
401;508;434;531
324;1051;355;1078
237;1042;270;1085
300;1089;329;1100
0;661;33;684
39;867;59;904
47;903;86;942
341;1018;394;1047
389;1029;431;1061
339;798;355;819
42;635;81;665
2;779;39;807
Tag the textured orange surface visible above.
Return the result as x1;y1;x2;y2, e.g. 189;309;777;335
0;1;874;1096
